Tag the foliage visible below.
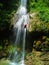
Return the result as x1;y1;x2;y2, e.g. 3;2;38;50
29;13;49;51
29;0;49;22
5;45;16;54
33;36;49;51
29;13;49;32
25;51;49;65
0;0;20;30
0;59;10;65
0;46;2;51
0;0;20;58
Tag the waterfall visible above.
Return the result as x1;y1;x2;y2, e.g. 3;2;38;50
9;0;29;65
21;0;27;7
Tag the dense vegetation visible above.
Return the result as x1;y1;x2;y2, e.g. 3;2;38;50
0;0;20;58
26;0;49;52
29;0;49;22
0;0;20;29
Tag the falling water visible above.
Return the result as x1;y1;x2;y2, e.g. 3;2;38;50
9;0;29;65
21;0;27;7
21;28;26;64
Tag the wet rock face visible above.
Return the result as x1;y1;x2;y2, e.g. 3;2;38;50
28;12;39;32
24;24;27;28
26;12;49;51
28;12;49;32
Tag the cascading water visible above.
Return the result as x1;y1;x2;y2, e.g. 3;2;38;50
21;0;27;7
9;0;29;65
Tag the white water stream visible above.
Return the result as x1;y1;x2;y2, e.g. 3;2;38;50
9;0;29;65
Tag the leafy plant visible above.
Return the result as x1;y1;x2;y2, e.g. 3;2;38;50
29;0;49;22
